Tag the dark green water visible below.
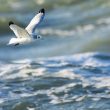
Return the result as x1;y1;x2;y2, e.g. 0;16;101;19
0;0;110;110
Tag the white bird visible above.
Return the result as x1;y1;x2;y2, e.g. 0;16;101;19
8;8;45;46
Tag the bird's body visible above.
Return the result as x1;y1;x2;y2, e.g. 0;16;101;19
8;37;32;45
8;8;45;46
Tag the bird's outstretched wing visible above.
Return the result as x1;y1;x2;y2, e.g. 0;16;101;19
9;21;30;38
25;8;45;34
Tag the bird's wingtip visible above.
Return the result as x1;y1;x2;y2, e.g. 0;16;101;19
9;21;14;26
39;8;45;13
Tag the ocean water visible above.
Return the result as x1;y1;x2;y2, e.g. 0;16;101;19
0;0;110;110
0;53;110;110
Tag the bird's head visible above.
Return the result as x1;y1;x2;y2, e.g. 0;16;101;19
33;34;42;40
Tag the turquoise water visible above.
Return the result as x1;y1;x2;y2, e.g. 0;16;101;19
0;0;110;110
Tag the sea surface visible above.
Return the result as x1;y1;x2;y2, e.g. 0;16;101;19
0;0;110;110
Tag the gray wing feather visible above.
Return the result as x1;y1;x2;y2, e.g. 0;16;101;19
9;24;30;38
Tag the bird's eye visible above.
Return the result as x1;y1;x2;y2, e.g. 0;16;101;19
38;36;40;39
37;35;41;39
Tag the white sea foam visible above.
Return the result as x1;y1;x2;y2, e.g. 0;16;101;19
0;52;109;80
75;95;86;102
35;0;44;5
53;69;81;79
83;24;95;31
0;99;4;104
92;77;110;88
40;23;95;37
40;28;76;37
97;17;110;24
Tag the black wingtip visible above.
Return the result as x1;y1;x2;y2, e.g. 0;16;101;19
39;8;45;13
9;21;14;26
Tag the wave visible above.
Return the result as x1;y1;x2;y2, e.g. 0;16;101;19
0;52;110;79
0;52;110;109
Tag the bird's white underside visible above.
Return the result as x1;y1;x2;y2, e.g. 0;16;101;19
8;37;32;45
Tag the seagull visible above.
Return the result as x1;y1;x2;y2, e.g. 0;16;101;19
8;8;45;46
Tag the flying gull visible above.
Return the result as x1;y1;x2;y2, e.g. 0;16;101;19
8;8;45;46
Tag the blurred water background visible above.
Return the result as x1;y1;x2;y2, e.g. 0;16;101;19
0;0;110;110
